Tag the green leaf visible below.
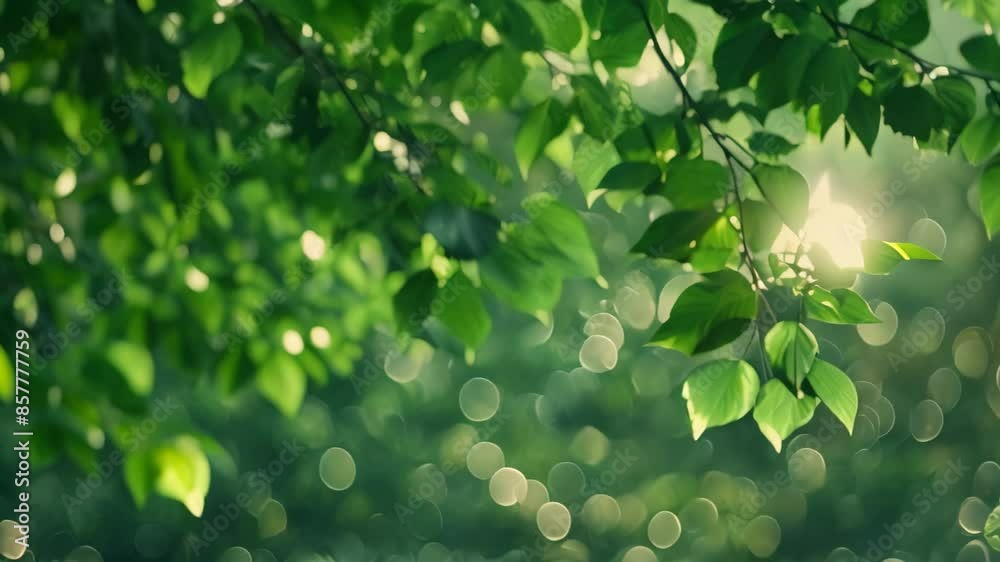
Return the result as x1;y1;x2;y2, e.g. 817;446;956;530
435;272;492;350
479;46;527;102
522;0;582;52
747;132;798;157
584;0;654;69
574;136;621;194
256;353;306;417
980;159;1000;238
181;21;242;98
960;35;1000;75
124;452;154;508
960;115;1000;165
423;202;500;260
752;164;810;230
664;13;697;67
572;75;621;141
658;158;730;210
713;15;780;91
0;346;12;402
650;269;758;354
846;89;881;155
764;321;818;390
933;76;977;134
753;379;819;452
690;216;739;273
805;286;881;324
799;45;859;137
883;85;943;142
755;35;826;111
850;0;929;47
150;436;211;517
481;239;563;314
682;359;760;439
806;359;858;435
515;99;570;177
985;505;1000;551
631;209;719;261
394;270;439;333
740;200;783;253
861;240;942;274
519;193;600;278
106;341;155;397
598;161;661;193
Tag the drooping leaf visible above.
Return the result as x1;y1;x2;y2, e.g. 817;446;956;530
755;35;826;111
423;202;500;260
980;159;1000;238
690;216;740;273
481;238;563;314
799;44;859;136
435;271;492;349
572;75;621;141
846;88;882;155
960;35;1000;75
861;240;941;274
764;321;818;390
598;161;661;193
753;379;819;452
748;132;798;157
805;359;858;435
479;46;527;102
631;210;719;261
519;193;600;278
960;114;1000;165
181;21;243;98
650;269;758;354
933;76;977;135
850;0;929;47
107;341;155;397
682;359;760;439
574;136;622;193
713;14;780;91
256;353;306;417
522;0;582;52
751;164;810;230
740;200;783;252
394;270;439;333
664;13;698;67
805;286;881;324
515;99;569;177
883;85;943;142
658;158;730;209
150;436;211;517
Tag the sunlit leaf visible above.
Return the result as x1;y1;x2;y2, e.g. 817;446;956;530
861;240;941;275
682;359;760;439
806;359;858;435
805;286;880;324
764;321;818;390
753;379;819;452
651;269;758;354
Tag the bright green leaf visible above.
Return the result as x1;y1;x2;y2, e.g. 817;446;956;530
256;353;306;417
805;286;881;324
682;359;760;439
861;240;942;275
181;22;242;98
752;164;810;230
764;321;818;390
806;359;858;435
658;158;730;210
960;114;1000;165
631;210;719;261
107;341;155;397
435;272;492;350
515;99;569;177
753;379;819;452
651;269;758;354
985;505;1000;551
150;436;211;517
980;159;1000;238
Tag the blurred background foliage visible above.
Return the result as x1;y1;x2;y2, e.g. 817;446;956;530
0;0;999;561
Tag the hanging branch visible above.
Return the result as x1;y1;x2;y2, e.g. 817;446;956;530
634;0;777;323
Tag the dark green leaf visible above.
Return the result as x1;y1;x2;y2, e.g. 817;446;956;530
933;76;977;134
714;15;780;91
748;132;798;157
979;159;1000;238
799;45;860;136
658;158;730;209
394;270;439;333
631;210;719;261
755;35;826;111
650;269;758;354
572;75;622;141
740;200;783;252
883;85;943;142
598;161;661;192
435;271;492;349
664;13;698;68
424;203;500;260
181;21;242;98
960;35;1000;75
522;0;582;52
